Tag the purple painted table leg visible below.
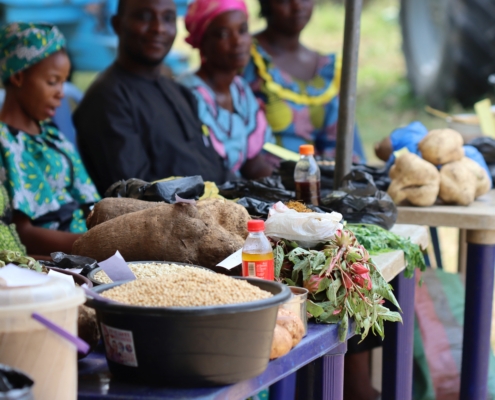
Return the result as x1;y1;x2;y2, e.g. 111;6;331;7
460;240;495;400
270;372;296;400
322;342;347;400
382;270;415;400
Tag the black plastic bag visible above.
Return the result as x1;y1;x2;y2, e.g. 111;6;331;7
0;364;34;400
319;171;397;230
104;176;205;203
236;197;274;217
467;137;495;164
278;161;391;192
104;178;150;199
219;176;295;203
47;252;99;277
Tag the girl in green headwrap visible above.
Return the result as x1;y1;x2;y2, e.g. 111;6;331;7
0;23;100;257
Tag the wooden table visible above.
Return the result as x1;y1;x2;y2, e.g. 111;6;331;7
397;190;495;400
77;224;428;400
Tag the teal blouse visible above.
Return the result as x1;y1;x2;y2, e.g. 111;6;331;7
0;122;100;233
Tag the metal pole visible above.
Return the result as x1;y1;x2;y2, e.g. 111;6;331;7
334;0;363;189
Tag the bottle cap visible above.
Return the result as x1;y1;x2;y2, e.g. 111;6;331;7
299;144;314;155
247;220;265;232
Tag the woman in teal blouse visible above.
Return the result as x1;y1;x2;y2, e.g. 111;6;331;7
0;23;100;256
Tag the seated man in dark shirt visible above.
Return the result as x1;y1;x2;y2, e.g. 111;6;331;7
73;0;231;195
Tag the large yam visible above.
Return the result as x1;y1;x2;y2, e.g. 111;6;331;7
73;203;246;270
196;198;249;239
87;198;163;229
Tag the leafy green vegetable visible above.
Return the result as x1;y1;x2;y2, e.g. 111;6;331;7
274;228;402;342
348;224;426;278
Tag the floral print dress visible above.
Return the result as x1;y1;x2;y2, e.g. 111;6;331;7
0;122;100;233
243;40;366;162
179;74;274;175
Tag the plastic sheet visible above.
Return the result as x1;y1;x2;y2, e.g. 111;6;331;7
319;171;397;230
265;202;343;248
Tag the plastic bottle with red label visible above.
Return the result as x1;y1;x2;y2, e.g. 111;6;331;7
242;220;274;281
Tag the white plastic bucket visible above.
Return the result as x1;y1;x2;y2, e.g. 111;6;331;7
0;277;84;400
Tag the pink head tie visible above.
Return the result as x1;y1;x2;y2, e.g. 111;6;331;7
185;0;248;49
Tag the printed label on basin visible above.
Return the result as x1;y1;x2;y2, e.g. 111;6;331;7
101;323;138;367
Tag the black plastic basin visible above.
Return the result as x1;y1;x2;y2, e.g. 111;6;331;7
85;277;291;386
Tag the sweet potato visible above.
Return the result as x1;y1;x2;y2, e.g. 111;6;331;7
418;129;464;165
387;153;440;206
439;161;477;205
87;198;164;229
73;201;249;270
270;325;292;359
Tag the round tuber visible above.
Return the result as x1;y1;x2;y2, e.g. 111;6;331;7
458;157;491;198
439;161;476;205
418;129;464;165
270;324;293;359
387;153;440;206
276;308;305;348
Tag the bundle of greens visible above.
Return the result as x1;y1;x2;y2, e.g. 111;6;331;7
274;228;402;342
0;250;45;273
348;224;426;278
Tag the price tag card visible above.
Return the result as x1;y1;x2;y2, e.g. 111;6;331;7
217;249;243;270
98;251;136;282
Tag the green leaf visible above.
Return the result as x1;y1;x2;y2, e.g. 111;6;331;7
306;300;324;318
288;248;312;264
302;261;312;281
284;278;296;286
317;277;332;294
338;313;349;342
274;245;284;279
310;252;327;272
293;258;309;273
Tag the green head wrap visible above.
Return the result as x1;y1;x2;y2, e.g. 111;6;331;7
0;22;66;83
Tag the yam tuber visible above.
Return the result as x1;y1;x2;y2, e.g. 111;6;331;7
86;198;164;229
270;325;293;359
73;201;250;270
387;153;440;206
418;129;464;165
439;161;477;205
276;308;304;348
458;157;491;198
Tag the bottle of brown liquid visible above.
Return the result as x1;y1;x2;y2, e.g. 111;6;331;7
294;144;321;206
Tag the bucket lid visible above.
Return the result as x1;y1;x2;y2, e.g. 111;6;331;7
0;274;80;307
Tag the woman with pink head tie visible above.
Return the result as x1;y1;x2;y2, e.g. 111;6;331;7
179;0;275;180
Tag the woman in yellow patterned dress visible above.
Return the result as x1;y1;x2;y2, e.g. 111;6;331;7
243;0;366;163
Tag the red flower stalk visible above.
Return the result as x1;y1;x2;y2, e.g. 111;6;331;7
304;274;324;294
352;272;372;290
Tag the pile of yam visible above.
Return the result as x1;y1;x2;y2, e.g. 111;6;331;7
388;129;491;206
73;198;250;270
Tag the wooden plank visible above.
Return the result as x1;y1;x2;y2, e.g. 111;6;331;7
397;190;495;230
